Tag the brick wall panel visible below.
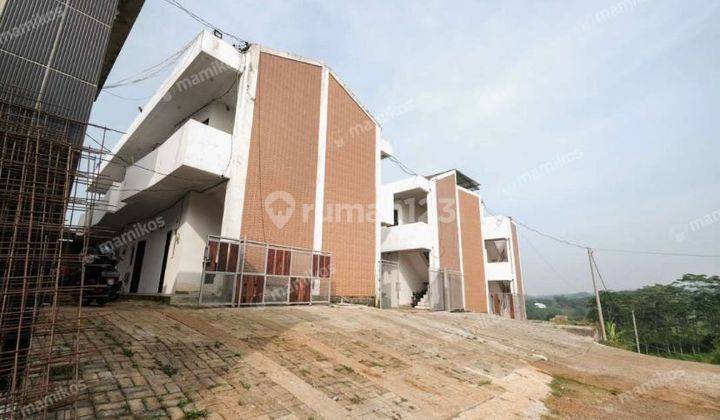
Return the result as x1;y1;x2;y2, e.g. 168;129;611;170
436;174;461;271
459;190;488;313
323;76;376;297
241;53;322;249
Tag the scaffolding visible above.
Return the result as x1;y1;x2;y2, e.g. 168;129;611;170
0;85;115;418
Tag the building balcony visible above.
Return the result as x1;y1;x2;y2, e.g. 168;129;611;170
120;119;230;202
485;261;513;282
381;222;433;253
91;119;231;227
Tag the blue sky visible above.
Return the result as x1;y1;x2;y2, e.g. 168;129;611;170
90;0;720;295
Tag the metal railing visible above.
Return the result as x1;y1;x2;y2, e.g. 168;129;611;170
428;269;464;311
378;260;400;309
378;262;464;312
199;236;332;306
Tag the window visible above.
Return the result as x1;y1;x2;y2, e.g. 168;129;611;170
485;239;508;263
393;209;399;226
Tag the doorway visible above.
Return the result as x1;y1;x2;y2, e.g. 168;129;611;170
130;240;146;293
157;231;172;293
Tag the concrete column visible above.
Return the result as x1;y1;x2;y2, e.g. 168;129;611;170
374;125;382;303
221;46;259;239
312;67;329;251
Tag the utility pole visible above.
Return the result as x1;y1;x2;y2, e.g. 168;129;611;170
631;309;641;353
588;248;607;341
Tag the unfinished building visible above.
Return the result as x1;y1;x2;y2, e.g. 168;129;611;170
0;0;143;416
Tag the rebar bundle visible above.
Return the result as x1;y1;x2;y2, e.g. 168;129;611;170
0;87;112;418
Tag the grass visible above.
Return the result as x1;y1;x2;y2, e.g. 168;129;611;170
122;347;134;358
334;365;355;374
661;352;719;364
549;377;580;398
184;409;208;419
359;359;384;368
49;364;74;381
178;397;190;409
158;363;178;376
240;380;251;390
544;375;618;418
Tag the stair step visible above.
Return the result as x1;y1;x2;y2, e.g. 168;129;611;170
414;290;430;310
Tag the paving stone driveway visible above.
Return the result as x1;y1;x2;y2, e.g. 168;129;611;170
48;301;564;419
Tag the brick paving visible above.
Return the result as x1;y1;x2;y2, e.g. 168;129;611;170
39;301;720;419
45;302;561;419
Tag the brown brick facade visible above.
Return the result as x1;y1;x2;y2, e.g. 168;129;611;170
241;52;322;249
435;174;461;271
458;190;488;313
323;75;376;297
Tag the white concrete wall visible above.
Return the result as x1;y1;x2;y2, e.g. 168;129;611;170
113;187;224;296
189;100;235;134
165;190;224;294
395;197;427;224
396;252;428;306
482;215;512;240
114;201;183;295
120;119;231;202
381;222;433;253
485;261;513;282
482;215;515;283
382;251;428;307
379;177;430;226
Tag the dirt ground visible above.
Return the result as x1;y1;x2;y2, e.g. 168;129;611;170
50;301;720;419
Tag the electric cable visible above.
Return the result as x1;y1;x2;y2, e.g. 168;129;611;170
386;152;720;259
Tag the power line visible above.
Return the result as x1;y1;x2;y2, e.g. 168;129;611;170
387;155;418;177
513;217;720;258
510;217;588;249
160;0;250;50
100;90;152;101
522;234;581;290
102;39;193;90
387;152;720;259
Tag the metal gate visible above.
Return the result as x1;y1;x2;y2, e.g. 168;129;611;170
199;236;332;306
378;260;399;309
428;269;464;311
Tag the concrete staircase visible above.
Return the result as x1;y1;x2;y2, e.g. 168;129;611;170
414;290;430;310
